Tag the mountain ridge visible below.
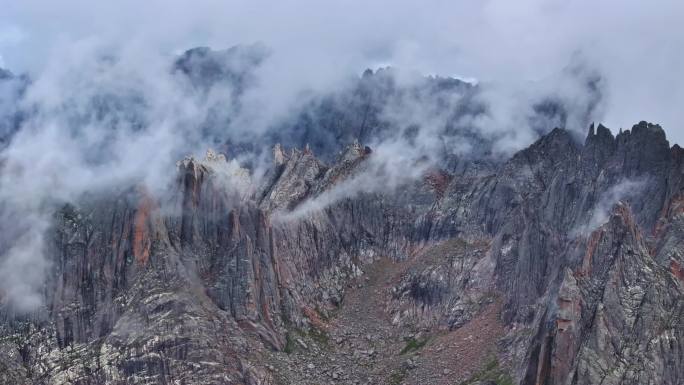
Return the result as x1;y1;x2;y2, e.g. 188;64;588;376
1;117;683;384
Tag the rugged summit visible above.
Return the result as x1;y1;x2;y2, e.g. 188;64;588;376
0;118;683;385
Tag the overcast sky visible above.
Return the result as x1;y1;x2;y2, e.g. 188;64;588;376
0;0;682;144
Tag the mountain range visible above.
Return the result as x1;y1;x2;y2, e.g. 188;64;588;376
0;47;682;385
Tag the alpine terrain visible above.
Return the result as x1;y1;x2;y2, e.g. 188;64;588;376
0;46;683;385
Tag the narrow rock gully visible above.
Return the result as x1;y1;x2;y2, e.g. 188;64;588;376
266;245;505;385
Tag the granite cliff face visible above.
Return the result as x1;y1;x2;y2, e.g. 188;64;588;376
1;119;682;385
0;48;682;384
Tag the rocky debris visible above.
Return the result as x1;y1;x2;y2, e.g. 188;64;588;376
389;239;495;330
266;252;509;385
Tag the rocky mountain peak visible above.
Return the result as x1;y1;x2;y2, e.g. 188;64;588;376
631;120;667;139
2;120;684;385
509;127;578;172
585;122;614;142
583;122;617;164
616;120;669;148
338;139;371;163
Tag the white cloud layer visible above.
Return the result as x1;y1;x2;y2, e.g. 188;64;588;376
0;0;682;312
1;0;682;143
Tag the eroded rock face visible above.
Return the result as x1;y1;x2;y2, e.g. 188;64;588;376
394;122;684;384
389;239;496;331
1;121;684;385
0;144;417;384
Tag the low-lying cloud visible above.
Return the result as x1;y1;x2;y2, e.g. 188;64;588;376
574;178;648;235
0;0;682;312
2;0;682;142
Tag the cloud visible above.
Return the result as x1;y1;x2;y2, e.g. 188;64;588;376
0;213;49;313
0;0;682;312
0;24;25;50
0;40;252;312
274;142;431;223
574;178;648;235
0;0;682;145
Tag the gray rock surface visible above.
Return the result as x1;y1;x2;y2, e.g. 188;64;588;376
1;121;683;385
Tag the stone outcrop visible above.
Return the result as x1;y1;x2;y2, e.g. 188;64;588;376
1;121;683;385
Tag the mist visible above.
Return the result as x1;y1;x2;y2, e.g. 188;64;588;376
2;0;683;141
574;178;648;236
0;0;682;312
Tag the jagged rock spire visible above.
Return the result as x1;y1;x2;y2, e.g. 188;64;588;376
204;148;226;163
273;143;286;166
